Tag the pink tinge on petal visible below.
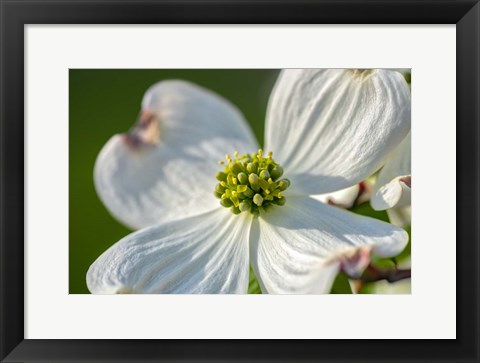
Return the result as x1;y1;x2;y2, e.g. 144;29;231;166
399;175;411;188
340;247;372;278
122;133;143;149
355;179;374;205
327;198;348;208
123;110;160;150
137;110;157;128
324;180;374;209
321;184;361;209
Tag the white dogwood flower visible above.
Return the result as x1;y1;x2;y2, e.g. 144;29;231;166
88;69;411;294
371;132;411;227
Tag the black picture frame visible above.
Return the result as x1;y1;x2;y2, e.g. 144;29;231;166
1;1;478;362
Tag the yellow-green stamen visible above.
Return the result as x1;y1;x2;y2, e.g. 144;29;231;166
214;149;290;216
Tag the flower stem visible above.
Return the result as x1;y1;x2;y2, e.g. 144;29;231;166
360;265;411;283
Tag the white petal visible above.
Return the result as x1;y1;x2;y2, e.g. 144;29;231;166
312;184;360;208
372;176;411;210
371;132;411;210
95;81;258;229
264;69;411;195
251;196;408;294
387;206;411;228
87;207;252;294
340;247;372;278
389;68;411;76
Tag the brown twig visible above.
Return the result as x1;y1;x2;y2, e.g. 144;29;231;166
360;265;411;283
352;265;411;293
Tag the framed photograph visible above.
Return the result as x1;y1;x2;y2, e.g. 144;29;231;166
70;67;412;297
1;1;478;362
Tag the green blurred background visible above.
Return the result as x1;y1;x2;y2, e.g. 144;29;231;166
69;69;410;294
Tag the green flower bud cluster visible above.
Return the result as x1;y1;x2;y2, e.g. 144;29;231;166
214;149;290;216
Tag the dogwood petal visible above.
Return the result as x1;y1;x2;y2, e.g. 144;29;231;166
371;133;411;210
250;196;408;294
264;69;411;195
311;184;360;208
389;68;411;76
387;206;411;228
95;80;258;229
87;207;252;294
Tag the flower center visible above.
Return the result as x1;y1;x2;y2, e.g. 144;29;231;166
214;149;290;216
